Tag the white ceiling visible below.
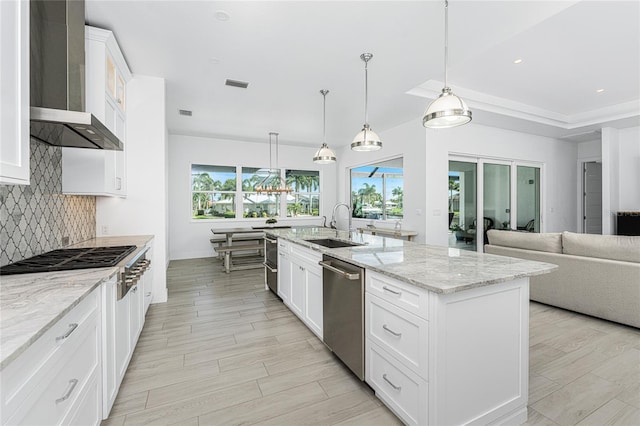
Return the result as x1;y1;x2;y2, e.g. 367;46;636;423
85;1;640;147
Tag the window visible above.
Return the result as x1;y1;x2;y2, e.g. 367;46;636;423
286;170;320;217
191;164;321;220
191;165;237;219
350;158;403;220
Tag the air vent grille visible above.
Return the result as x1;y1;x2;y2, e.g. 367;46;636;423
179;109;192;116
225;79;249;89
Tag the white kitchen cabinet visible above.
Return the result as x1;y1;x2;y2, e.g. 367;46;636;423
143;247;154;314
62;26;131;197
0;0;30;185
129;284;143;346
303;262;323;338
290;258;306;319
103;249;151;419
282;241;323;339
1;287;101;426
278;250;292;304
114;286;131;385
102;276;119;416
365;270;530;426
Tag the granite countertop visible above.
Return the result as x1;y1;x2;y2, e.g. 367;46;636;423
0;235;154;370
266;227;557;294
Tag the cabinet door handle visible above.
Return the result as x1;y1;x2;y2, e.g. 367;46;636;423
56;323;78;342
382;286;401;296
145;292;152;297
55;379;79;404
382;324;402;337
299;266;305;271
382;374;401;391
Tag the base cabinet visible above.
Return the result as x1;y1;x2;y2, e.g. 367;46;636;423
1;286;101;426
365;271;530;426
279;240;323;340
278;249;292;303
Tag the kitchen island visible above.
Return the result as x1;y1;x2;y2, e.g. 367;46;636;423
265;227;556;426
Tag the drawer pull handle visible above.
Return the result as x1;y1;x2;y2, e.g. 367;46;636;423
382;286;401;296
56;323;78;341
55;379;79;404
146;292;152;297
382;374;401;391
382;324;402;337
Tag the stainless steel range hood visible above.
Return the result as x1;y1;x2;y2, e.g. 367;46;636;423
30;0;123;151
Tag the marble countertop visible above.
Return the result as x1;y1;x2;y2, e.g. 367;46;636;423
266;227;557;294
0;235;154;370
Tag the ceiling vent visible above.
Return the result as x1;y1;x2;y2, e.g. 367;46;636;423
225;79;249;89
178;109;192;117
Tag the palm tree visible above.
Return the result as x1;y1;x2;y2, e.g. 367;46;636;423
391;187;403;208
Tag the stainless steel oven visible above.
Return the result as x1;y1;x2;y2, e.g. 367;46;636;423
264;236;278;295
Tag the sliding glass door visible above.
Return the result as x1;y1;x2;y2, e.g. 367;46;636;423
449;160;477;252
448;157;542;252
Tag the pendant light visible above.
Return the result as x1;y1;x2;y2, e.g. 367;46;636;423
351;53;382;151
256;132;293;194
423;0;472;129
313;90;337;164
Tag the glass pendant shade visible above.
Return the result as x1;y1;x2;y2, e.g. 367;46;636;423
313;143;336;164
423;87;472;128
351;124;382;151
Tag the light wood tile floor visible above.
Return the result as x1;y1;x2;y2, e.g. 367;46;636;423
104;258;640;426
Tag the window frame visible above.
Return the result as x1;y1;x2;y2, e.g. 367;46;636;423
189;163;322;222
348;156;404;222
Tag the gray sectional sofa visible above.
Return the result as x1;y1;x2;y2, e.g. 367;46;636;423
486;230;640;328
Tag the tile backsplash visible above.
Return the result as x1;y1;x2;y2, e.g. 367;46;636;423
0;139;96;266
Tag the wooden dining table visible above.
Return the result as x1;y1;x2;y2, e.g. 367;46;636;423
210;228;265;273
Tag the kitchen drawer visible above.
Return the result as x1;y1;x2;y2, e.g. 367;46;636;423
278;239;291;254
290;243;322;267
366;293;428;380
366;342;428;426
366;271;428;319
64;370;101;426
1;289;99;417
5;307;100;425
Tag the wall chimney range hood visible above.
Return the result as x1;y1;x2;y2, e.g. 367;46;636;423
30;0;123;151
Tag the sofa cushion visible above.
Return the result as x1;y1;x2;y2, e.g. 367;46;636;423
562;232;640;263
486;230;562;253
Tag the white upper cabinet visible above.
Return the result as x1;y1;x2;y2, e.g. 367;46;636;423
0;0;30;185
62;26;131;197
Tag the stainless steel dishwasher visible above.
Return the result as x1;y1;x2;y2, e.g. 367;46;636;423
319;255;365;380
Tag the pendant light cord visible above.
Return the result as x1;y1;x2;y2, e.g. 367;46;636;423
364;60;369;125
444;0;449;89
323;91;327;144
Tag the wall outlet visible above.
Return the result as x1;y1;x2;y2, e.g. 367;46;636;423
101;225;108;235
62;236;69;246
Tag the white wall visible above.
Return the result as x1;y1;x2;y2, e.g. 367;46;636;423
577;139;602;160
335;119;427;241
96;75;169;303
602;127;620;234
168;134;337;260
618;126;640;211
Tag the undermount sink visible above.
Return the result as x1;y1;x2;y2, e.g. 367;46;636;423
304;238;363;248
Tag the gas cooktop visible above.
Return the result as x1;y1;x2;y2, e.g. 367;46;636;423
0;246;137;276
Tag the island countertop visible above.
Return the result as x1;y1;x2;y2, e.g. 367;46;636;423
266;227;557;294
0;235;154;370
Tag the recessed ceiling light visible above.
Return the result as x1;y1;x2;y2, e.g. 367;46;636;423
513;58;523;64
215;10;230;21
596;88;605;93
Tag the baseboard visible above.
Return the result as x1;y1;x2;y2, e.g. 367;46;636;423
490;405;528;426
